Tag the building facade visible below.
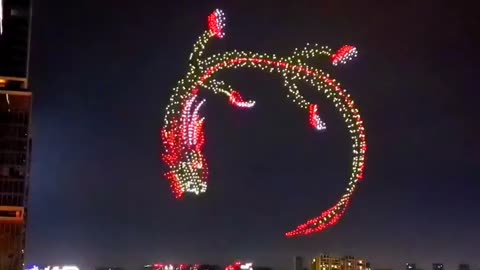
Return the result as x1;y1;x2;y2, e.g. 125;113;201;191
0;0;33;269
311;254;370;270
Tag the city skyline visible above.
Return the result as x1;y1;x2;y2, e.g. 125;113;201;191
7;0;480;269
24;259;480;270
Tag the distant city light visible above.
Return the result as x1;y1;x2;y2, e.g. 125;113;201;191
240;263;253;270
27;266;79;270
225;262;253;270
144;264;202;270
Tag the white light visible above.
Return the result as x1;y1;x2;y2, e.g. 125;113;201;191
240;263;253;269
62;267;80;270
44;266;79;270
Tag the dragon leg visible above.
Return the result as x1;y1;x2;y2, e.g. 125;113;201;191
202;79;255;108
281;44;334;130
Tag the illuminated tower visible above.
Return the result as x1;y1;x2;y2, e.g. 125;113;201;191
0;0;33;269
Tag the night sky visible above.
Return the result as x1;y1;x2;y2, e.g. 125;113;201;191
26;0;479;269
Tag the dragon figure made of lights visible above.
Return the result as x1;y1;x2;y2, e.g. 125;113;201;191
161;9;366;237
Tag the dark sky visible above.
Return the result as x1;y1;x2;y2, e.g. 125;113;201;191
26;0;479;270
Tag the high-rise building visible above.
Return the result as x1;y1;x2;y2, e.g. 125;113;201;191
0;0;31;79
459;264;469;270
295;256;305;270
311;254;370;270
0;0;33;269
406;264;416;270
433;264;444;270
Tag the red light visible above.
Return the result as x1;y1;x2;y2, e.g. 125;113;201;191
331;45;358;66
229;91;255;108
208;9;226;38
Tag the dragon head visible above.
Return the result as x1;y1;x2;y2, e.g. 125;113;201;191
162;90;208;198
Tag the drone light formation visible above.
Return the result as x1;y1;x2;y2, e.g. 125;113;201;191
207;9;225;38
309;104;326;131
229;91;256;108
162;9;366;237
331;45;358;66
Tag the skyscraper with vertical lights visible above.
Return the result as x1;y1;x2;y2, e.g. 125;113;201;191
0;0;33;269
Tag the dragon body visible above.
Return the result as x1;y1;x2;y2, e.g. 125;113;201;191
161;9;366;237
